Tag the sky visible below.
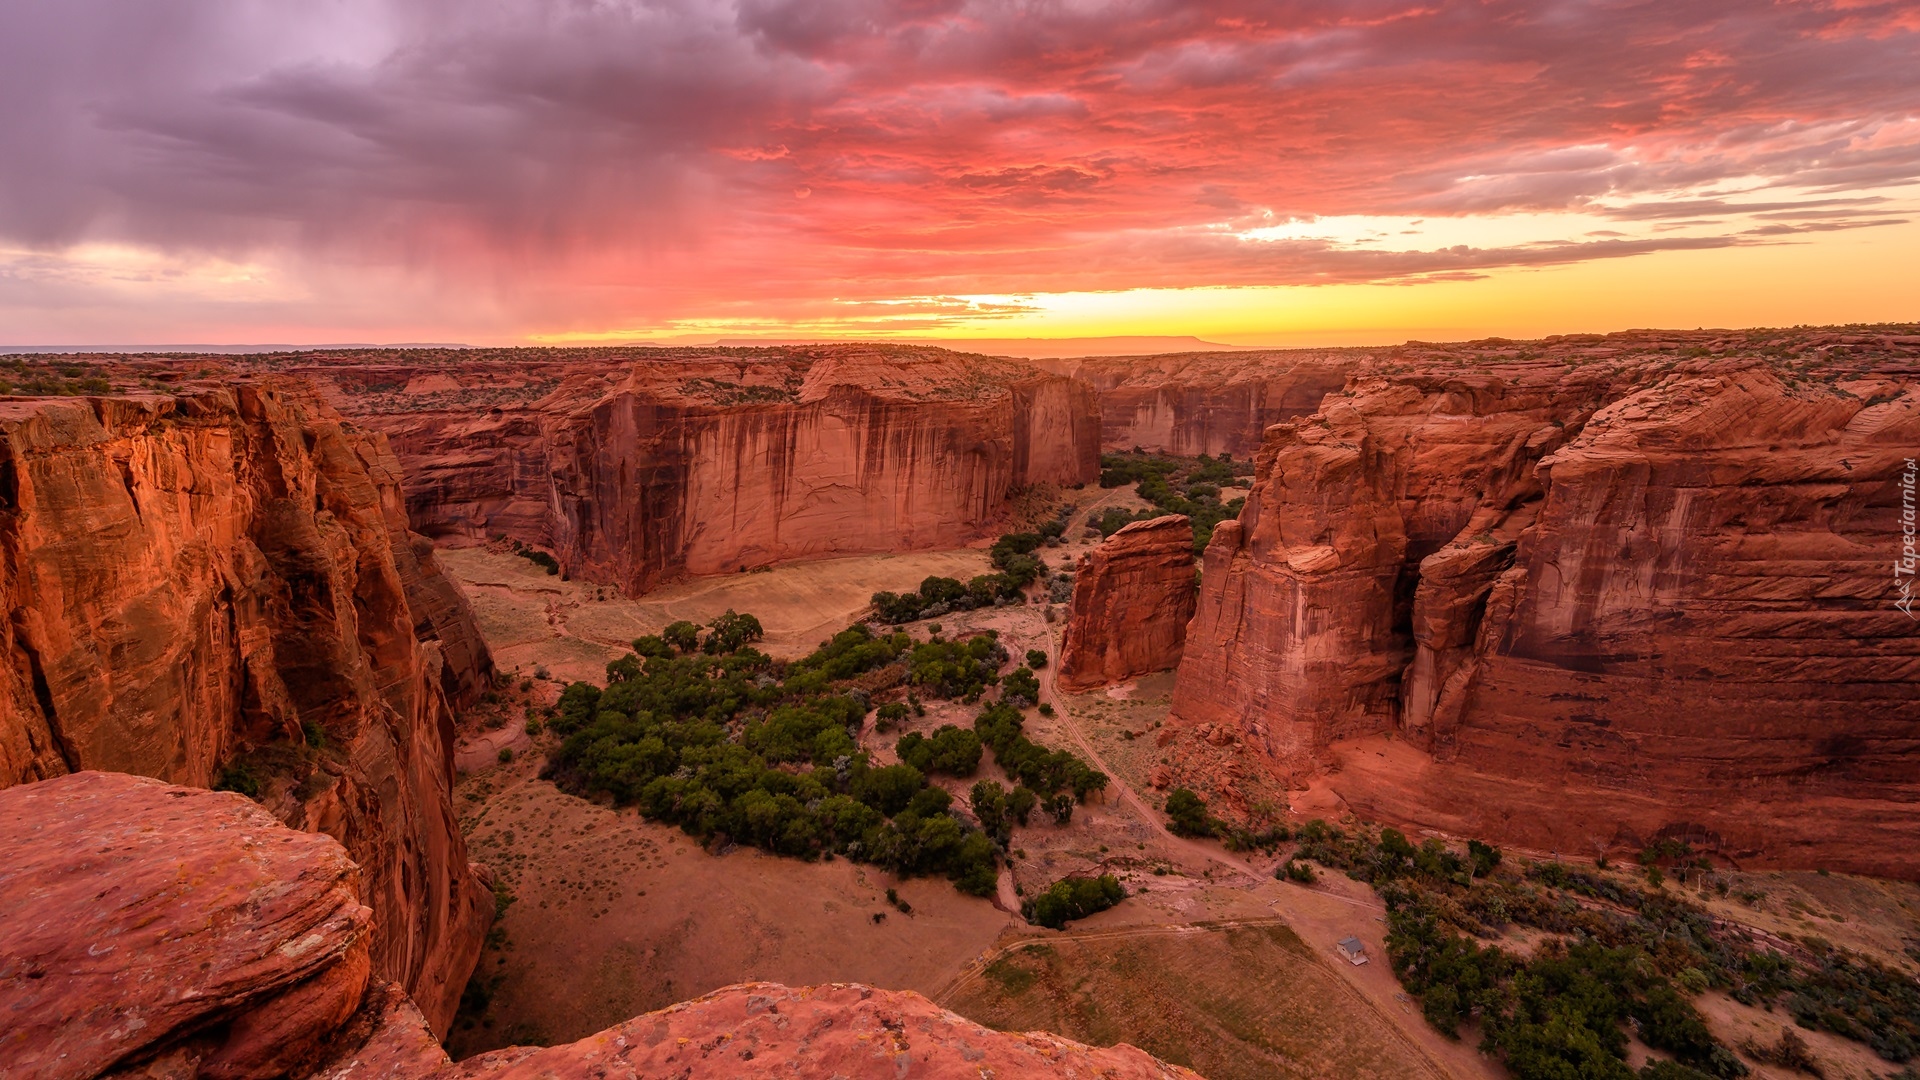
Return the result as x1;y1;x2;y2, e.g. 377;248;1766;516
1;0;1917;348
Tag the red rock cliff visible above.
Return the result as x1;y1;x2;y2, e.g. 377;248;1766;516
1037;351;1360;455
0;771;1201;1080
0;381;493;1032
1168;330;1920;877
277;346;1101;595
1056;515;1197;691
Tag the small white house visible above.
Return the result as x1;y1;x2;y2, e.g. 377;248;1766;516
1336;936;1369;965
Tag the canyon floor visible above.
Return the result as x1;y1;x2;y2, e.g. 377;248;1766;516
440;512;1480;1078
440;525;1920;1080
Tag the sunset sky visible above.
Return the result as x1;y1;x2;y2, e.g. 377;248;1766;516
2;0;1917;348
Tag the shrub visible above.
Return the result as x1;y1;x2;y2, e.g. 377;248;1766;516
1000;666;1041;707
1023;874;1125;929
1025;648;1048;669
1164;788;1217;837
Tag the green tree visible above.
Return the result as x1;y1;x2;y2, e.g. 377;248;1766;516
705;610;765;653
662;621;701;654
1164;788;1215;837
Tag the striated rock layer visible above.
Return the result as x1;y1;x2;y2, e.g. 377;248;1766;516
1036;350;1360;455
1168;329;1920;878
1057;515;1197;691
0;771;1201;1080
0;382;493;1032
267;346;1101;595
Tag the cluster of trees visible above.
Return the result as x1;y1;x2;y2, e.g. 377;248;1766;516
1289;819;1917;1076
1022;874;1125;930
905;633;1010;701
968;779;1038;845
870;524;1069;624
543;619;999;898
890;690;1108;832
541;609;1118;919
628;611;766;661
973;701;1107;817
896;726;982;776
1095;452;1251;554
1163;788;1219;837
1390;909;1745;1080
504;538;561;575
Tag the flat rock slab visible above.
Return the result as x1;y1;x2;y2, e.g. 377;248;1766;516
0;771;373;1080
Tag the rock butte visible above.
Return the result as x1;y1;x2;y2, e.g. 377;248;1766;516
1167;337;1920;878
0;381;493;1032
1057;514;1197;692
0;772;1198;1080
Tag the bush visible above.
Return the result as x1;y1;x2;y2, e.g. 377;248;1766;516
1000;666;1041;706
1023;874;1125;929
1164;788;1217;837
1025;648;1048;669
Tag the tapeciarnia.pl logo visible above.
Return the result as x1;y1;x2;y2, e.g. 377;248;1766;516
1898;457;1917;620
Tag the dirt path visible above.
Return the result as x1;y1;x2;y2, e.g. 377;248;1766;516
1034;621;1267;886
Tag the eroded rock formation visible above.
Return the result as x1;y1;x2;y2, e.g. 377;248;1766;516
271;346;1100;595
1057;515;1197;691
1168;330;1920;877
0;771;1199;1080
1037;351;1359;455
0;382;492;1031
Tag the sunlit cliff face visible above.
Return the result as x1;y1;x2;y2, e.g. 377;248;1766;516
2;0;1917;345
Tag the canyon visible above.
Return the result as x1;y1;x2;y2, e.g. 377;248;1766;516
2;326;1917;1079
255;346;1100;595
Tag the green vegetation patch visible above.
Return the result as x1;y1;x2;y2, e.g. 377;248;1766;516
1096;452;1251;554
1290;821;1920;1078
1022;873;1125;930
0;359;113;397
543;611;1104;906
871;521;1070;624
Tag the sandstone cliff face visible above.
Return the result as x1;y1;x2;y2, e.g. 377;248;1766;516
0;382;492;1032
1168;331;1920;876
283;346;1101;595
1056;515;1197;691
1037;351;1359;455
0;771;1198;1080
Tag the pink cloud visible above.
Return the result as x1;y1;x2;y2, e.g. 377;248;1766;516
0;0;1916;334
